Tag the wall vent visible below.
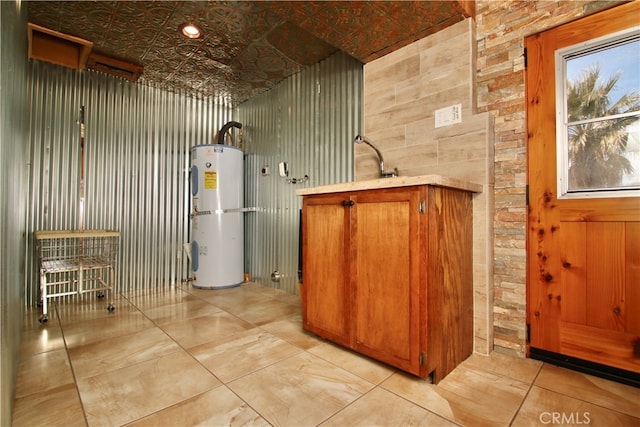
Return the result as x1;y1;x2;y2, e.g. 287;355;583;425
86;52;144;82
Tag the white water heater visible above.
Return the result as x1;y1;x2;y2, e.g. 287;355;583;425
190;144;243;288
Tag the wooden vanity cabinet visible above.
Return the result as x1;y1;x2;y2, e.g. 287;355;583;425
301;184;473;383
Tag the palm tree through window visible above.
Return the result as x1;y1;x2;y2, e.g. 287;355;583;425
555;29;640;198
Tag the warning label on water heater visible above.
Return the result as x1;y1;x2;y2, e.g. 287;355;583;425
204;171;218;189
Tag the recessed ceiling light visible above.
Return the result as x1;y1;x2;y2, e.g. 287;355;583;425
180;23;202;39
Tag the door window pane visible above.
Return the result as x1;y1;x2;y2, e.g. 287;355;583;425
567;118;639;191
556;30;640;198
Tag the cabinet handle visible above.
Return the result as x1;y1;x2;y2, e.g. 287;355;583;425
342;200;355;207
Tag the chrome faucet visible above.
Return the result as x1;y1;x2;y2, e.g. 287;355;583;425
354;134;398;178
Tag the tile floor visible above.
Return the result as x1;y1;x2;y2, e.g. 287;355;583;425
13;282;640;426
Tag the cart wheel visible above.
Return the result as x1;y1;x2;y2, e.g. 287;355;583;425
97;291;105;299
39;314;48;323
107;304;116;312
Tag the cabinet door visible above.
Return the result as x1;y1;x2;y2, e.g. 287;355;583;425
302;193;351;346
351;188;422;374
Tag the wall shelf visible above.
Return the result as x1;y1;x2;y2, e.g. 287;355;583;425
28;23;93;70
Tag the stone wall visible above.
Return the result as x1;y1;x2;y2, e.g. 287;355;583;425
476;0;621;355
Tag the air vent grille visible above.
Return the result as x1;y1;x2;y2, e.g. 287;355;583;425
86;53;143;82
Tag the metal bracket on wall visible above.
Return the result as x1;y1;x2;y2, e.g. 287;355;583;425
285;175;309;184
214;207;265;214
189;207;265;219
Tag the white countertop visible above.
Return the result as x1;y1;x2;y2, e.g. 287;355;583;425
295;174;483;196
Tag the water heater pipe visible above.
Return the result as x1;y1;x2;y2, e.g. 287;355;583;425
217;121;243;146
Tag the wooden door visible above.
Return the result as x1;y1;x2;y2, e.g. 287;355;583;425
351;188;421;374
526;2;640;374
302;193;351;346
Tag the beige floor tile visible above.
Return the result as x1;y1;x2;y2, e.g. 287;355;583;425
55;295;136;325
534;364;640;418
119;287;157;298
124;287;197;310
179;282;221;298
22;305;59;330
15;285;639;427
308;341;396;384
190;328;302;383
15;348;75;399
68;327;181;379
249;284;301;305
140;298;222;325
12;383;87;427
276;292;301;306
382;364;530;427
513;385;640;426
260;314;324;350
159;311;256;349
231;298;301;325
127;386;270;426
322;386;456;426
184;282;289;303
244;282;291;297
228;351;374;426
203;288;275;314
436;362;530;405
77;350;221;427
61;310;156;348
20;315;66;357
460;351;543;384
122;285;185;298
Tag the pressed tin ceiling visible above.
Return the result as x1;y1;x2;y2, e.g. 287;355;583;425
26;1;473;105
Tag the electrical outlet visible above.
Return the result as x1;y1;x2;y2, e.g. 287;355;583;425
435;104;462;128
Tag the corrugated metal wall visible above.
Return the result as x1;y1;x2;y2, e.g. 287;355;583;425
25;61;234;304
1;1;29;423
24;51;362;304
238;52;362;293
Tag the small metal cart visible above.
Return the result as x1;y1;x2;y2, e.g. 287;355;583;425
34;229;120;323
